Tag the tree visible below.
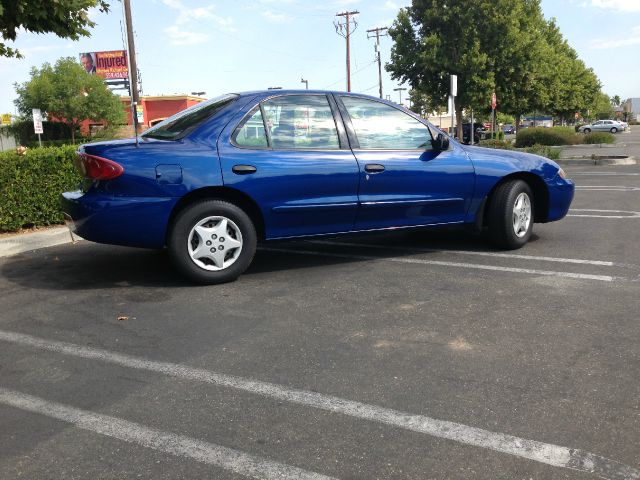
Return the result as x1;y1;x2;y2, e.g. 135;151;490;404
0;0;109;58
611;95;621;107
590;92;615;120
387;2;495;138
14;57;125;143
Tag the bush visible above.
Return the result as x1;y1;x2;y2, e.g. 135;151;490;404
4;119;76;146
0;145;81;232
523;145;561;161
483;130;505;141
478;139;514;150
515;127;581;147
583;132;615;144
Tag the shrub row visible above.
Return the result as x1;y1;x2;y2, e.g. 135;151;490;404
515;127;580;147
583;132;615;144
0;145;81;232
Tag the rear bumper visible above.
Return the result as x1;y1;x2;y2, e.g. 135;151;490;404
61;191;178;249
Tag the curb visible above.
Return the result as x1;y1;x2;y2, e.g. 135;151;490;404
557;156;637;167
0;227;77;258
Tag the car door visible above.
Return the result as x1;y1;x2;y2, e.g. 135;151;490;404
217;93;360;239
593;120;606;132
335;95;476;230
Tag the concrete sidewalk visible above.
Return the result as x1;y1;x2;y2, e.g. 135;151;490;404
0;227;76;258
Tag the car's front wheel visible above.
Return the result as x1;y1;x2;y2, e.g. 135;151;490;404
168;200;257;284
488;180;534;249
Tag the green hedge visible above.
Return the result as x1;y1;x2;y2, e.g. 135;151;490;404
583;132;615;144
478;139;514;150
0;145;81;232
515;127;580;147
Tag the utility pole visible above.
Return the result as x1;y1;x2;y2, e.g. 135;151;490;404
334;11;359;92
367;27;388;99
122;0;140;141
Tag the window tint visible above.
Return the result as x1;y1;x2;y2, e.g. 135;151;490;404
233;107;268;148
341;97;431;149
143;94;238;140
262;95;339;149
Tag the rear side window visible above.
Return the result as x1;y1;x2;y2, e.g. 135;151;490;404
262;95;340;149
233;107;268;148
143;94;238;140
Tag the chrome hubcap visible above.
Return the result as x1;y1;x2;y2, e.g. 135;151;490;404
188;216;243;271
512;193;532;238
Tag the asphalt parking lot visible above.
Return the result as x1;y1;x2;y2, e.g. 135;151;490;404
1;163;639;479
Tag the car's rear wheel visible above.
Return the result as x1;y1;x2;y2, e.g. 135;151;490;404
168;200;257;284
488;180;533;249
583;128;591;134
610;127;618;133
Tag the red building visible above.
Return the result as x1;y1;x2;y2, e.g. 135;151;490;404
81;94;206;136
120;94;206;128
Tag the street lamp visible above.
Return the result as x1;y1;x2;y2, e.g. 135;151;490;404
393;87;407;105
300;78;309;90
191;91;206;97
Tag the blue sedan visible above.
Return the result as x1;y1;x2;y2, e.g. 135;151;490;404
62;90;574;284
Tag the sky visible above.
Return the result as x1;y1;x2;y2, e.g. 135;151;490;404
1;0;639;115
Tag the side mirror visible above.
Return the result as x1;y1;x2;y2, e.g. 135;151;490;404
431;133;450;151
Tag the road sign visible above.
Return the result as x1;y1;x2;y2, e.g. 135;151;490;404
491;92;497;110
1;113;10;126
32;109;43;134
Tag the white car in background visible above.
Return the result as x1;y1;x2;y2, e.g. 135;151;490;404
578;120;626;133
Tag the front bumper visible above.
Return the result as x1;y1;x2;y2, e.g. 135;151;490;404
546;179;575;222
61;191;179;249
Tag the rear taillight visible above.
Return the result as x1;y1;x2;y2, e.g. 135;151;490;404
75;153;124;180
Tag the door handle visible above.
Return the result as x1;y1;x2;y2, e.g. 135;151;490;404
364;164;385;173
232;165;257;175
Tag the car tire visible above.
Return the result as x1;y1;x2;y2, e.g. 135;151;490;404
488;180;534;250
583;128;591;134
610;127;618;133
168;200;257;284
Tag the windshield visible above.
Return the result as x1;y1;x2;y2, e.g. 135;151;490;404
142;94;238;140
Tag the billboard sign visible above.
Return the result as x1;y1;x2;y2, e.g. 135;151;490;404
79;51;128;80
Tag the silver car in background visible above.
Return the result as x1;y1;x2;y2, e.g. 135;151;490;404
578;120;626;133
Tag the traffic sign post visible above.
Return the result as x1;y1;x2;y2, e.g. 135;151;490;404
32;109;43;147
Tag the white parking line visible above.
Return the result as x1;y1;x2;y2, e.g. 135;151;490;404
0;388;334;480
307;240;616;267
569;172;639;176
576;186;640;191
568;209;640;219
261;247;616;282
1;330;638;480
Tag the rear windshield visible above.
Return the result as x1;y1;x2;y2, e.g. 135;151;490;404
142;93;238;140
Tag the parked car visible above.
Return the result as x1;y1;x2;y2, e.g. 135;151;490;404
578;120;625;133
502;124;515;134
62;90;575;284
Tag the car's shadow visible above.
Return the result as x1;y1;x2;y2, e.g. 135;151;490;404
0;229;540;291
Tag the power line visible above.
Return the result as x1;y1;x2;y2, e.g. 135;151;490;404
321;60;376;90
334;10;359;92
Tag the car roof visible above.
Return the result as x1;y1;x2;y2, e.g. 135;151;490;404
232;89;387;102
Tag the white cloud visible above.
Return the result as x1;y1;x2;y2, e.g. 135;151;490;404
262;10;293;23
590;25;640;49
164;26;210;46
384;0;399;9
161;0;235;46
589;0;640;11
